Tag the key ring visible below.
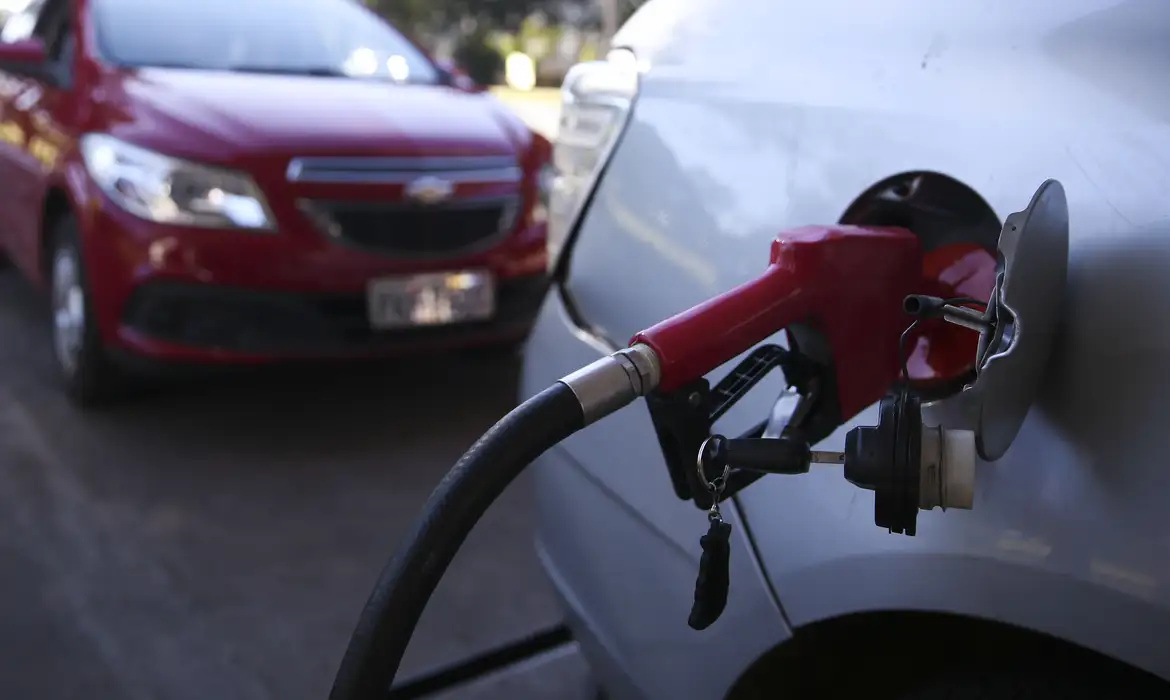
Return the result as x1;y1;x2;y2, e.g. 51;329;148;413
697;437;731;521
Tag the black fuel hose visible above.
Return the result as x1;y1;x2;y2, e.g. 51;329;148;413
329;346;661;700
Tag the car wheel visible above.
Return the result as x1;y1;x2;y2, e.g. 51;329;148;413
458;338;526;367
475;336;529;359
898;666;1165;700
49;217;124;407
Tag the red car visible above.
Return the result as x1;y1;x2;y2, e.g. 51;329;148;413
0;0;552;406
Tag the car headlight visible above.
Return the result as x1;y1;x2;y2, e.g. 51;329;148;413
79;133;275;230
547;48;641;272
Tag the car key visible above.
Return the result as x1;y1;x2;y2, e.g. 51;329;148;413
689;459;732;631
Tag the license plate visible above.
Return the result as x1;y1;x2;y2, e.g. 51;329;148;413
367;270;496;330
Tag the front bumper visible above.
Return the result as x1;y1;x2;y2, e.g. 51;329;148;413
79;191;549;363
116;274;548;361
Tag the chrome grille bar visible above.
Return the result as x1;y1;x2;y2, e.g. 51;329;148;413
286;155;523;185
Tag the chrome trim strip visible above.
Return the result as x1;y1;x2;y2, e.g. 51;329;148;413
286;156;523;185
301;194;520;211
288;168;524;185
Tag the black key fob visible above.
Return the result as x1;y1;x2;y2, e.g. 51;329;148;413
688;518;731;630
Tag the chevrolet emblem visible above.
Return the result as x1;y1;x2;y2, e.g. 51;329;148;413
404;175;455;205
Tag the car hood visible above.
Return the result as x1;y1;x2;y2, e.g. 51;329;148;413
111;68;523;159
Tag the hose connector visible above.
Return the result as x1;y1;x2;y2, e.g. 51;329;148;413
558;343;662;426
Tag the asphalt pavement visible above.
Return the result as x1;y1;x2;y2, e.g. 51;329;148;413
0;267;592;699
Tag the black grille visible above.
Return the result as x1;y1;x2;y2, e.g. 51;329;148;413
303;198;518;257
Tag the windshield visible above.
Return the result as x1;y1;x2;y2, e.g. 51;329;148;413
92;0;441;84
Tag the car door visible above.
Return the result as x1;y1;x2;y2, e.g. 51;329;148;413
4;0;73;272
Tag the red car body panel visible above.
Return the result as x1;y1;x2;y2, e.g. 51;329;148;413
0;0;550;364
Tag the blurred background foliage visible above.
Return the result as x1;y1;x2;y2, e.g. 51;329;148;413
362;0;642;86
0;0;640;88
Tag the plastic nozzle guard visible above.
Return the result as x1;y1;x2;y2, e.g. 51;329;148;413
630;225;923;421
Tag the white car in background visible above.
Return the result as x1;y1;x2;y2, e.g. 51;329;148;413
521;0;1170;698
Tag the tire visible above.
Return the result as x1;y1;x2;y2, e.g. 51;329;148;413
463;336;528;363
899;666;1166;700
482;338;527;359
48;216;125;407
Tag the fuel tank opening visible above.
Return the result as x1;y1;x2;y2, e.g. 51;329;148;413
840;172;1001;400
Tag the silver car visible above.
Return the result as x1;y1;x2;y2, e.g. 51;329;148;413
520;0;1170;697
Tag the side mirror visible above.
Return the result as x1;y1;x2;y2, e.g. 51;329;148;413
0;38;47;75
436;58;487;94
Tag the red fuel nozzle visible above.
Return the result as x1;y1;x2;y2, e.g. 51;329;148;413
631;225;923;422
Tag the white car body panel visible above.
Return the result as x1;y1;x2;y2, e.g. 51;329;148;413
522;0;1170;696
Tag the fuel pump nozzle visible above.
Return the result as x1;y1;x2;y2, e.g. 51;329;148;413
635;223;972;516
556;224;925;428
631;224;922;409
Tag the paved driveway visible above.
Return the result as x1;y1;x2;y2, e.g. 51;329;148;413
0;268;589;699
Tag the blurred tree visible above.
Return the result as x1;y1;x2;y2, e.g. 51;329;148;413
362;0;432;38
452;29;505;85
362;0;643;86
443;0;550;31
365;0;553;38
515;14;560;62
